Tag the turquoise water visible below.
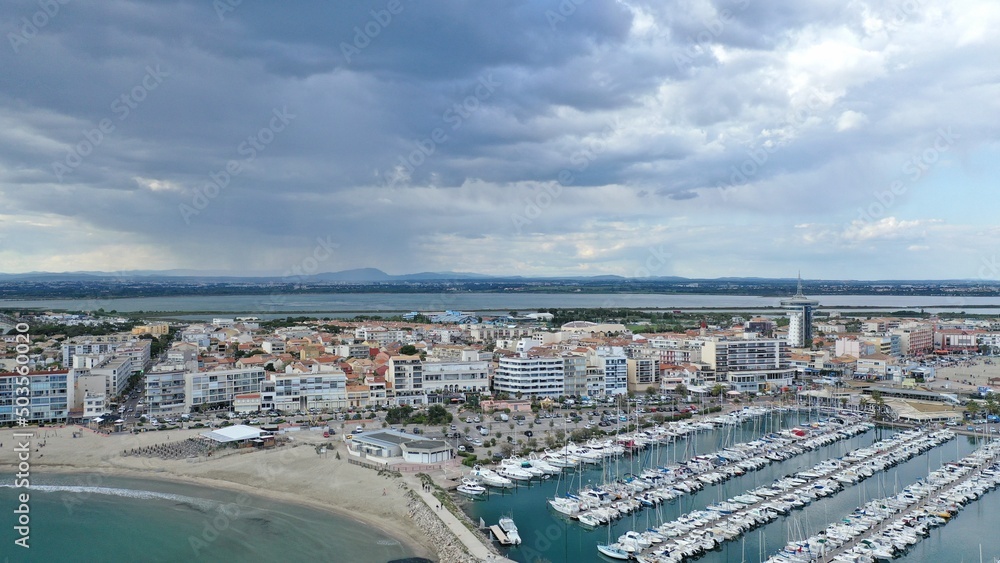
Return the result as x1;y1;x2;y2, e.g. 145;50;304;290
0;475;417;563
463;416;1000;563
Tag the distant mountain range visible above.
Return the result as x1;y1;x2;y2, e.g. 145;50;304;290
0;268;989;284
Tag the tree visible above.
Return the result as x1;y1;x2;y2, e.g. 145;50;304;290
399;344;418;356
645;386;658;398
709;384;725;397
674;383;689;397
967;400;982;419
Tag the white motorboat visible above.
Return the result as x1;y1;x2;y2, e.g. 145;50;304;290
498;516;522;545
456;478;486;496
470;465;513;488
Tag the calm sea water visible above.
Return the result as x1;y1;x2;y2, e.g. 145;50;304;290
0;475;416;563
4;293;1000;317
462;413;1000;563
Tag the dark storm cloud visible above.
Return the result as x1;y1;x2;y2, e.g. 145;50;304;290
0;0;998;277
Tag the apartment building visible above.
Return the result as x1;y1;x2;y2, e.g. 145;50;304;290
700;338;794;393
562;353;588;397
593;348;628;396
271;371;348;412
422;358;489;394
493;354;564;398
62;341;118;366
90;356;134;398
0;370;70;424
187;367;267;410
144;365;188;416
892;326;934;356
627;357;657;393
387;355;426;405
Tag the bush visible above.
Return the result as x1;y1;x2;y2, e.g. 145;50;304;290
461;455;478;467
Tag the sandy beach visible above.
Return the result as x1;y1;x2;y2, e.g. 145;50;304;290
0;424;439;560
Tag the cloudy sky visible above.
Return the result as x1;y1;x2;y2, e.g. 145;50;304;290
1;0;998;279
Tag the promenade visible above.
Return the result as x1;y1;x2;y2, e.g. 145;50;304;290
404;473;517;563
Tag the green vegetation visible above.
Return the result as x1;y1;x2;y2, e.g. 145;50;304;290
384;404;453;425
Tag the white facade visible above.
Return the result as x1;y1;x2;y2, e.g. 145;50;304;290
493;355;564;398
271;371;347;411
594;349;628;395
387;355;426;405
700;338;795;393
421;359;489;393
144;366;188;416
187;367;267;410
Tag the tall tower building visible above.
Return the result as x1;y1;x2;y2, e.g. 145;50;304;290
780;273;818;348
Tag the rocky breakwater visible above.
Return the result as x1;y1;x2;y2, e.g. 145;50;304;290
406;489;482;563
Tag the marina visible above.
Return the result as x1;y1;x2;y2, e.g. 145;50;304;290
461;409;1000;562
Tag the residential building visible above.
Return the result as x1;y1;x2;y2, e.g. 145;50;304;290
594;347;628;396
131;323;170;336
261;339;286;354
387;355;426;405
562;353;588;397
90;356;134;398
187;367;267;411
626;357;657;394
421;357;489;394
0;370;70;424
493;354;564;398
144;365;188;416
892;326;934;356
271;371;347;412
700;337;794;393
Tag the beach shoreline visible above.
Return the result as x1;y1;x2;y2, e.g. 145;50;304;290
0;425;437;561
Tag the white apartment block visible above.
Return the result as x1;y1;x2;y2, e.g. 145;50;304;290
62;341;118;366
271;372;347;412
144;365;188;416
594;348;628;396
261;339;286;354
187;367;267;411
83;393;107;418
117;340;152;373
334;343;371;358
422;359;489;394
700;338;794;393
354;326;406;346
90;356;134;398
493;355;564;398
387;355;426;405
0;370;70;424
